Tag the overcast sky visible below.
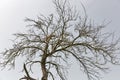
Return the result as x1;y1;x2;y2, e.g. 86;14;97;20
0;0;120;80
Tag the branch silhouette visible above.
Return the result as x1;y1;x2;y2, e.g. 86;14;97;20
19;64;36;80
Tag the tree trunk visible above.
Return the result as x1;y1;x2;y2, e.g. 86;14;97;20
41;54;48;80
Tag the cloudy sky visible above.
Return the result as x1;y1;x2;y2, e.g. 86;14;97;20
0;0;120;80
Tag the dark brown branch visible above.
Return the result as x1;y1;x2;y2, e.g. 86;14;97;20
20;64;36;80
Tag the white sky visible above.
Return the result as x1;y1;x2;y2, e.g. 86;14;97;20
0;0;120;80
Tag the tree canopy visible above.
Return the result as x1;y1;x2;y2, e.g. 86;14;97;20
0;0;120;80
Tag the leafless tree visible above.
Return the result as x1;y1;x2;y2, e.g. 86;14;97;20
0;0;120;80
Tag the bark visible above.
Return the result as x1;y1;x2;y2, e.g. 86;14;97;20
41;54;48;80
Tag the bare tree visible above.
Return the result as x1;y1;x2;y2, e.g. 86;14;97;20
0;0;120;80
